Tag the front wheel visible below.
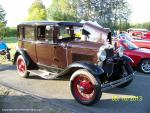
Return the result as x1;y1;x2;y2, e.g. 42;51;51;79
117;63;133;88
140;59;150;74
16;55;29;78
70;69;102;105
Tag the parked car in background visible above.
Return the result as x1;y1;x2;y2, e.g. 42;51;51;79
141;31;150;40
116;33;150;49
133;40;150;49
127;28;148;38
118;39;150;74
14;21;134;105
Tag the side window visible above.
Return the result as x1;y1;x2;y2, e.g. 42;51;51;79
59;26;70;39
18;26;24;40
24;26;35;41
37;26;53;42
37;26;45;40
45;26;53;42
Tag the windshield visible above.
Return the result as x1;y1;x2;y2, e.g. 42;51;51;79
59;26;82;39
124;34;133;41
121;39;139;50
119;33;133;41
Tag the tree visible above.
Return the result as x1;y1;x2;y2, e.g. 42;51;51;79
77;0;131;30
0;5;6;36
27;0;47;21
130;22;150;30
48;0;131;30
47;0;78;21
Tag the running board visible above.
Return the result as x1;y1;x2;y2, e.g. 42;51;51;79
28;70;59;79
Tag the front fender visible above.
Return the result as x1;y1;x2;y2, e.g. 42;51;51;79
65;61;104;77
122;55;134;63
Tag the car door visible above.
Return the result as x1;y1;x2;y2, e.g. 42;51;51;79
52;45;67;68
36;41;56;66
35;26;56;66
36;25;68;69
18;26;37;63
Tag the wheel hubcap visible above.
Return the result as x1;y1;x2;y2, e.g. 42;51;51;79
18;59;26;73
73;75;95;101
79;81;93;94
141;61;150;73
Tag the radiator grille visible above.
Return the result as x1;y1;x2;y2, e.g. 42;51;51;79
105;48;114;58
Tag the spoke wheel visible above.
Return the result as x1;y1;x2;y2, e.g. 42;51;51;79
70;69;101;105
73;75;95;101
16;55;29;78
140;59;150;74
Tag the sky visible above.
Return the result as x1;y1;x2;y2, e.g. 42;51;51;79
0;0;149;27
128;0;150;23
0;0;52;27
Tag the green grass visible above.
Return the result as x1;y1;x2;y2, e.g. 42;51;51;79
8;43;17;56
3;37;17;43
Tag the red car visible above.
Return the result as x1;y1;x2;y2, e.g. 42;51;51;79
119;39;150;74
127;28;148;38
132;40;150;49
120;33;150;49
132;31;143;37
141;32;150;40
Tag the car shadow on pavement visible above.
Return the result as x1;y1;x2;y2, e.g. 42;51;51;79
0;81;149;113
0;64;16;71
103;76;150;100
43;97;149;113
27;73;70;81
0;94;149;113
104;87;136;95
0;95;73;113
27;75;70;81
0;95;149;113
27;75;47;80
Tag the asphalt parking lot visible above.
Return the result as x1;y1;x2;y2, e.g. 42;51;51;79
0;64;150;113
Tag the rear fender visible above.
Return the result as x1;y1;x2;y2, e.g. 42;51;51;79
13;49;30;67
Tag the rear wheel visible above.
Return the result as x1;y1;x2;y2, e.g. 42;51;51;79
140;59;150;74
16;55;29;78
70;69;102;105
117;63;133;88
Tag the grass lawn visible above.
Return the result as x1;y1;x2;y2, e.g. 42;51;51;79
0;37;17;64
3;36;17;43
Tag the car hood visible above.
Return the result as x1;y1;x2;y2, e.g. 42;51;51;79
136;48;150;54
133;39;150;43
67;40;103;51
132;40;150;49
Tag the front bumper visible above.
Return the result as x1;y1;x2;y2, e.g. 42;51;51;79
101;72;134;91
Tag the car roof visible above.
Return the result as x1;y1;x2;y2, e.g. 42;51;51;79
18;21;83;27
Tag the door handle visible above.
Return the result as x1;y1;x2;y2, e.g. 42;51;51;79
54;46;57;48
54;58;59;62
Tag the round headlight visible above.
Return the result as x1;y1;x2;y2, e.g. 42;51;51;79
97;49;106;61
118;47;124;57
